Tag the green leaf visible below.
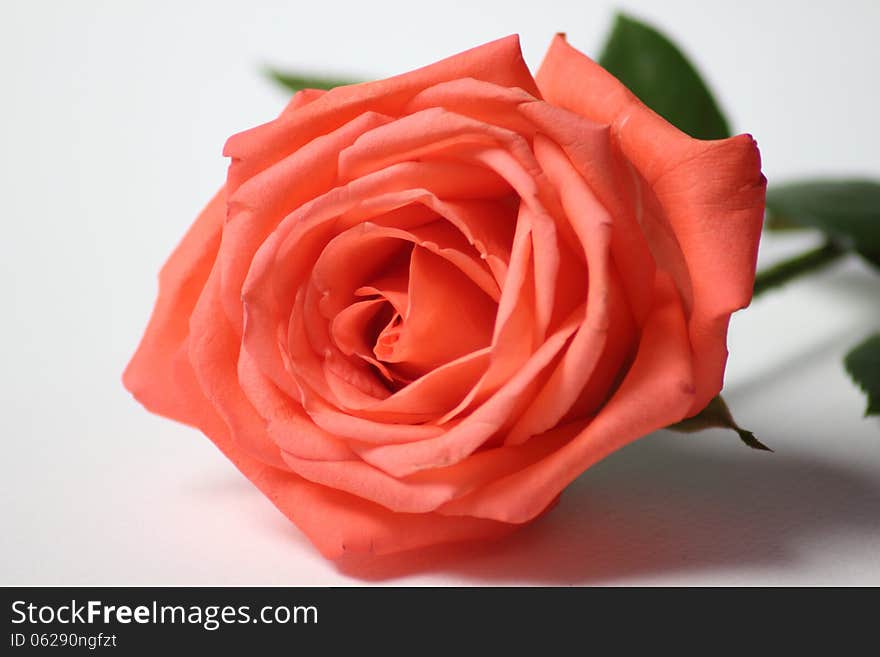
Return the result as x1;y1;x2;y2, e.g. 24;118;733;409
668;396;772;451
598;13;731;140
844;333;880;416
266;68;359;93
765;179;880;269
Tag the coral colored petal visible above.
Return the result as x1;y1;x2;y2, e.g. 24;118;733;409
330;297;399;382
436;219;538;422
537;35;765;412
281;417;577;514
405;77;539;134
123;189;225;428
358;348;491;420
280;454;458;514
562;266;637;421
422;198;517;288
437;272;695;522
187;406;514;558
189;265;286;467
224;35;539;189
519;100;656;325
314;220;498;311
504;136;617;444
219;111;395;336
278;88;327;119
648;139;765;413
304;392;449;444
337;107;534;184
238;348;356;462
353;309;583;478
378;246;495;375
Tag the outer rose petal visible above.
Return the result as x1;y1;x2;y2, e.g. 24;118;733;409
536;34;766;414
224;35;540;190
201;412;516;559
123;189;224;429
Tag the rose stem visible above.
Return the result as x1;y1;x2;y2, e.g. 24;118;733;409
752;240;847;298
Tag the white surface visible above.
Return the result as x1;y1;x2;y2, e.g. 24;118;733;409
1;0;878;586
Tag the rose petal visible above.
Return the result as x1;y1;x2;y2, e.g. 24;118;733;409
504;135;619;444
188;265;285;468
437;271;695;522
537;35;765;412
405;77;539;134
278;88;327;119
436;214;539;422
352;307;583;477
238;347;357;462
519;100;657;325
224;35;539;189
281;418;579;513
219;110;395;336
330;297;400;381
376;246;495;376
356;348;491;420
314;220;499;313
123;189;225;428
181;402;514;559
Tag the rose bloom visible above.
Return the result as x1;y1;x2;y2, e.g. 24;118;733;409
124;35;765;558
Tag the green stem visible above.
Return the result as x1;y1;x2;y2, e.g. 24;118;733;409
753;240;846;298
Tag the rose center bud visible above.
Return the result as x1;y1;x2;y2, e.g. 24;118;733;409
370;245;495;376
318;213;500;393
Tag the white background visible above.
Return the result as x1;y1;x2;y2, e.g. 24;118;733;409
2;0;878;585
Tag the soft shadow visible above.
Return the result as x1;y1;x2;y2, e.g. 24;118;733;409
178;467;321;555
819;262;880;309
726;330;851;397
334;432;880;584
